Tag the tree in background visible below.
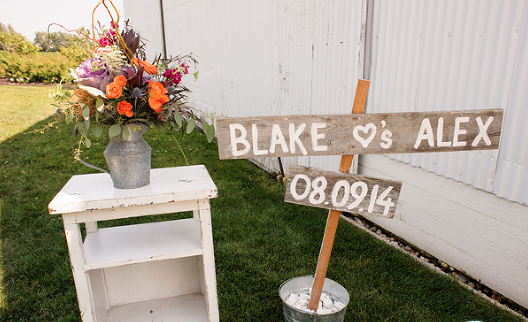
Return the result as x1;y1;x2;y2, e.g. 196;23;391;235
34;30;70;52
58;27;92;64
0;23;40;54
0;23;16;48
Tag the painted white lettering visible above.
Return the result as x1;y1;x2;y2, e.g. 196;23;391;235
289;123;308;155
269;124;289;154
290;174;311;200
380;130;393;149
229;124;250;156
311;123;328;152
251;124;268;155
472;116;493;146
436;117;452;147
453;116;469;147
353;123;376;148
414;118;435;149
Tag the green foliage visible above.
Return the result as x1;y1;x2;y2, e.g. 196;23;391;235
0;23;16;51
59;43;91;65
34;31;66;52
0;25;90;83
0;51;77;83
0;31;40;54
58;27;92;64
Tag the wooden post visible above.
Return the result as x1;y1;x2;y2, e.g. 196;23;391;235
308;79;370;311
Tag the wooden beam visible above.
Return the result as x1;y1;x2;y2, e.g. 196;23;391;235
308;79;370;311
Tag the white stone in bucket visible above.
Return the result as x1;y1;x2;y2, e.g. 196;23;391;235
287;290;345;315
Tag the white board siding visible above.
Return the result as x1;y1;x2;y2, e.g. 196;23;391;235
362;0;528;308
121;1;164;62
143;0;367;174
123;1;528;308
359;154;528;310
367;0;528;204
493;0;528;204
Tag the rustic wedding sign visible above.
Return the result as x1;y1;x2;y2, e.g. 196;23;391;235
215;78;504;312
216;109;503;159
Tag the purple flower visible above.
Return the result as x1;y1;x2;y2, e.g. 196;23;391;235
73;58;110;92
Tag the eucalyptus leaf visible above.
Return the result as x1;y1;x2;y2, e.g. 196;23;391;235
64;90;72;98
82;106;90;119
186;119;196;134
84;118;90;130
174;110;183;127
205;122;215;143
170;121;180;129
92;124;103;138
108;124;122;137
96;98;104;113
65;112;73;123
122;127;130;140
85;137;91;148
78;125;87;137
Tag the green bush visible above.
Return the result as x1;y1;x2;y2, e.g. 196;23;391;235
0;51;76;83
0;31;40;54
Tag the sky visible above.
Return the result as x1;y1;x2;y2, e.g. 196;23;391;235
0;0;125;41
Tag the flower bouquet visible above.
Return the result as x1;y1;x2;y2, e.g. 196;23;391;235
49;1;215;188
52;7;215;154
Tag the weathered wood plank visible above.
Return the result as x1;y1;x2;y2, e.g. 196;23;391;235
216;109;503;159
284;165;402;218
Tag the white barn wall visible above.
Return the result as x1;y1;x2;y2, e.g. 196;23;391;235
124;0;528;309
125;0;367;175
363;0;528;308
121;1;164;62
359;154;528;309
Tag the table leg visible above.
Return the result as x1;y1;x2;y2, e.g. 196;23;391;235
63;215;96;322
198;200;220;322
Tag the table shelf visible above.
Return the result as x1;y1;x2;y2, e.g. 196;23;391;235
83;219;203;270
49;166;219;322
105;293;209;322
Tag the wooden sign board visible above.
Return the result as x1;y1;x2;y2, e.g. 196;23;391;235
285;165;402;218
216;109;503;160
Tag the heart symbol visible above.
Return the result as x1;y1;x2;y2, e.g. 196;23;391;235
353;123;376;147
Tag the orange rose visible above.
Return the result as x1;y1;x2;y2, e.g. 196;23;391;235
113;75;127;87
133;58;158;75
106;82;122;99
148;81;169;112
117;101;134;117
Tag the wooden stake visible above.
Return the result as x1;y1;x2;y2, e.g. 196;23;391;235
308;79;370;311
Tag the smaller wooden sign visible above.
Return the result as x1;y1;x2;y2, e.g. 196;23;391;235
285;165;402;218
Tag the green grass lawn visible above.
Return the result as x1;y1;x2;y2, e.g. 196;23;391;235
0;85;525;321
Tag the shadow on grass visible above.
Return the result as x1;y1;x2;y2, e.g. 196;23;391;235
0;117;524;321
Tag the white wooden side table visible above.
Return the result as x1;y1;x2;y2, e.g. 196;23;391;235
49;165;219;322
